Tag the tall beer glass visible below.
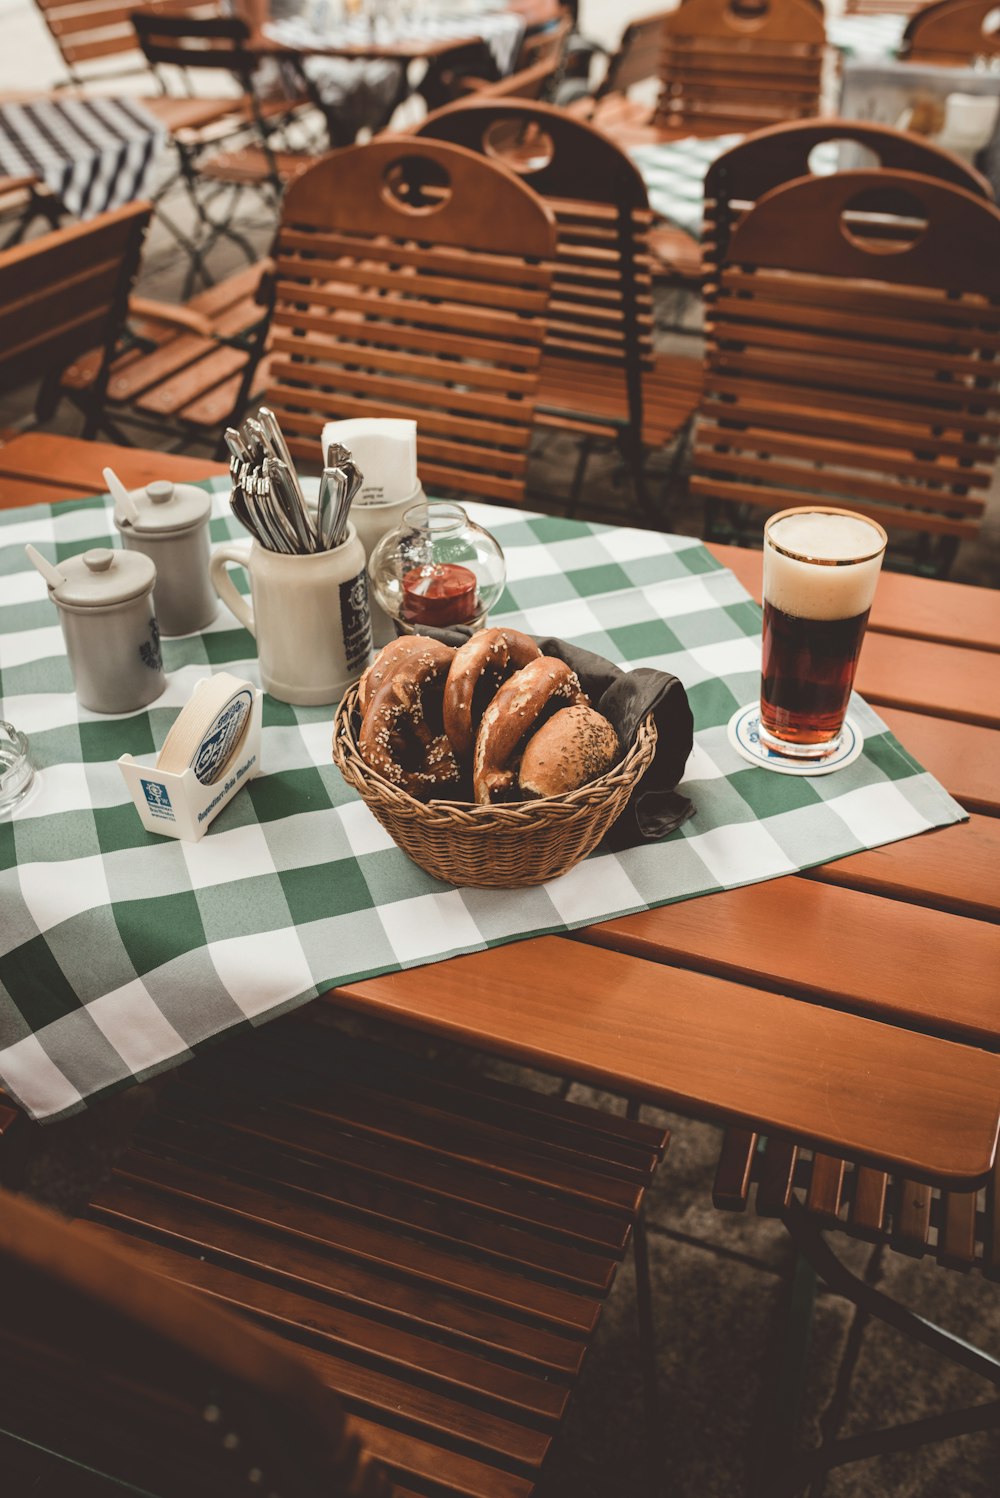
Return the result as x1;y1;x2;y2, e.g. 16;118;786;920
760;508;887;758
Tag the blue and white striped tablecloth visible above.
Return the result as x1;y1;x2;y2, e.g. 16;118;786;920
0;96;166;220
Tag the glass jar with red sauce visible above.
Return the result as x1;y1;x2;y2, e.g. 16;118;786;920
367;500;506;635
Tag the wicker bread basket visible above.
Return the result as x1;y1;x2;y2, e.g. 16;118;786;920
332;681;657;888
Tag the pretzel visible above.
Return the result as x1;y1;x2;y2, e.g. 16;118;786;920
359;640;460;800
473;657;588;805
358;635;436;716
443;627;542;759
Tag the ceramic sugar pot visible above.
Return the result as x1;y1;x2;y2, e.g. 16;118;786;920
27;544;166;715
111;474;216;637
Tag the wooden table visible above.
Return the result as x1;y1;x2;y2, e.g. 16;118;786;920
1;435;998;1190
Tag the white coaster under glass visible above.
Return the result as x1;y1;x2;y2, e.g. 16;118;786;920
728;702;865;776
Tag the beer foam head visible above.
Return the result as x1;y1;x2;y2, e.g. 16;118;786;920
764;511;885;622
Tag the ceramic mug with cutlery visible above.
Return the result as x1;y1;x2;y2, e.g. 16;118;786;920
211;526;373;706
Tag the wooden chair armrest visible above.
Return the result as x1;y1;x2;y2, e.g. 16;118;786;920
127;296;215;339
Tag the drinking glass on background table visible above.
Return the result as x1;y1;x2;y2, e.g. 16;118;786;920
759;507;887;758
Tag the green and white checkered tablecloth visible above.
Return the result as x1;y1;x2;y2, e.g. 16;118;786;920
0;481;965;1122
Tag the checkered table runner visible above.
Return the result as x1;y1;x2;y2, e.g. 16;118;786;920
0;97;166;220
0;482;964;1122
266;3;525;75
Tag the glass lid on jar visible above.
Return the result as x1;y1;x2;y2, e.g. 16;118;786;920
367;501;506;632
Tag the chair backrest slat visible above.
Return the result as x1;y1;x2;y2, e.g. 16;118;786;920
34;0;212;76
694;168;1000;544
130;10;259;78
656;0;825;138
265;139;555;505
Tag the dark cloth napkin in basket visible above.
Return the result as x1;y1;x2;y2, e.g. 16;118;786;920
422;627;695;848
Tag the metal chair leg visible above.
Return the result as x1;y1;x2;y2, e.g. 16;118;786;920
626;1098;667;1497
749;1246;817;1498
566;435;593;518
773;1197;1000;1488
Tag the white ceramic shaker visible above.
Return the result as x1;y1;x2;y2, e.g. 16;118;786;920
321;417;424;648
33;548;166;714
113;479;216;637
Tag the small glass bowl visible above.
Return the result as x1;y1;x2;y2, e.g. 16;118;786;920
367;500;506;634
0;722;34;813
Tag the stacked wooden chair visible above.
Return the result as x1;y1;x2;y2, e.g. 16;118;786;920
564;0;824;146
901;0;1000;64
0;1009;668;1497
692;165;1000;573
263;138;557;504
701;117;992;285
654;0;826;138
713;1128;1000;1490
416;98;702;511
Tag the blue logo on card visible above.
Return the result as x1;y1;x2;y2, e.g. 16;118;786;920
141;779;174;820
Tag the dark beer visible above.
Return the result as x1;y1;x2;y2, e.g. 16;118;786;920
760;509;886;758
760;602;871;748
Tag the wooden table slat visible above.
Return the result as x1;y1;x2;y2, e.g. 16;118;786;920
876;708;1000;816
580;877;1000;1047
805;815;1000;922
329;937;1000;1184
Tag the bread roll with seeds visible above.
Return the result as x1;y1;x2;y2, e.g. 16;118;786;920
518;705;619;799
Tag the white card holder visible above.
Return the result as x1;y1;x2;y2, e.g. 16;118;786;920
118;677;263;842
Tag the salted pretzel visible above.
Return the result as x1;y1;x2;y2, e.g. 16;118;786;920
473;657;588;805
359;640;460;800
358;635;434;716
443;627;542;758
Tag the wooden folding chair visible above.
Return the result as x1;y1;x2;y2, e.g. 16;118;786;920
692;167;1000;574
416;98;702;513
1;1009;668;1497
713;1128;1000;1491
901;0;1000;64
58;256;273;455
473;56;562;100
32;2;298;275
0;201;150;438
0;200;269;456
130;11;324;293
263;137;556;505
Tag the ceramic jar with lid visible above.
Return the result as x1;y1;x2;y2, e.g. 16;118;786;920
46;548;166;714
113;479;216;637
